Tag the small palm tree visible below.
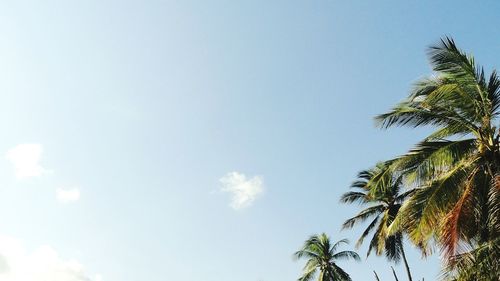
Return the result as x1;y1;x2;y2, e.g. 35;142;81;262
294;233;360;281
340;163;414;281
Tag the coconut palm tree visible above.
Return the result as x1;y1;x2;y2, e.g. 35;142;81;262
294;233;360;281
340;163;414;281
374;37;500;277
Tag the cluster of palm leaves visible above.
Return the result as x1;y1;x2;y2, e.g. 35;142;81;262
342;37;500;280
295;37;499;281
294;233;360;281
340;163;415;281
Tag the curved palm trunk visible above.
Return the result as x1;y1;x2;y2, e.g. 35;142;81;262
399;243;413;281
391;266;400;281
391;266;399;281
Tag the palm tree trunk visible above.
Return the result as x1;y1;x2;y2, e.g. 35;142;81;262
399;243;413;281
327;269;336;281
391;266;400;281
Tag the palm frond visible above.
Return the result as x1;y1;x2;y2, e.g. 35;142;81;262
342;205;384;230
355;216;380;249
487;70;500;116
330;263;352;281
339;191;368;205
394;139;477;186
332;250;360;262
331;238;350;252
384;233;403;263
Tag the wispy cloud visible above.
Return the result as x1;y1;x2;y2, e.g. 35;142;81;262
6;144;49;179
56;187;81;203
0;234;101;281
219;172;264;210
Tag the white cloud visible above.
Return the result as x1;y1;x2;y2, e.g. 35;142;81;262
219;172;264;210
56;188;81;203
0;235;101;281
6;144;49;179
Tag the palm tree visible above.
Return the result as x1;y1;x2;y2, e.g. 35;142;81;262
374;37;500;277
294;233;360;281
340;163;414;281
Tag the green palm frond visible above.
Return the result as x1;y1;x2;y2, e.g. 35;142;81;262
331;239;350;253
342;205;384;229
374;101;478;131
355;216;380;249
367;213;388;257
331;250;360;262
487;70;500;116
339;191;368;204
383;233;403;263
298;265;318;281
393;139;477;186
330;263;352;281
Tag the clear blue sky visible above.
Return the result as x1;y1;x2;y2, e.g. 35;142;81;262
0;1;499;280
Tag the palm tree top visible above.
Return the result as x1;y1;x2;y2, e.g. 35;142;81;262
375;37;499;139
374;37;500;255
340;163;415;281
294;233;360;281
370;36;499;279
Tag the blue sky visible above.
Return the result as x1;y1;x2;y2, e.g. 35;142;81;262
0;1;499;280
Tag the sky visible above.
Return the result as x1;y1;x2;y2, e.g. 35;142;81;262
0;1;499;280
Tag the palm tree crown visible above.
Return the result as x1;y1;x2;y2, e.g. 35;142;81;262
375;37;500;278
340;163;414;281
294;233;360;281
